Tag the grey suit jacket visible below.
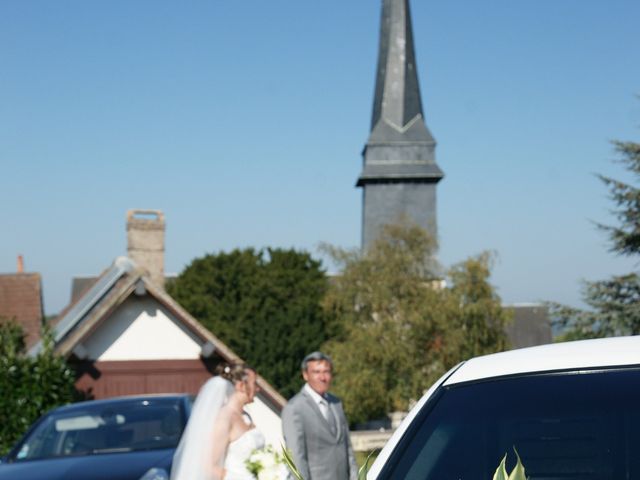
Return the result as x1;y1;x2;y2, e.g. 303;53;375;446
282;388;358;480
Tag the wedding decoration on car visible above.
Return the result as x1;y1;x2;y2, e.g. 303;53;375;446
358;449;377;480
492;448;527;480
245;445;290;480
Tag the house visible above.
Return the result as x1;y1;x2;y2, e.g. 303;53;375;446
0;255;44;349
29;210;286;447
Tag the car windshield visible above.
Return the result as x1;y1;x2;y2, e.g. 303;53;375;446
382;368;640;480
11;398;186;461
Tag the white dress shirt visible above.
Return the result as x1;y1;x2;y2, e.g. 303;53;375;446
304;383;330;420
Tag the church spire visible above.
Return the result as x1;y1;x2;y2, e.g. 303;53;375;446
370;0;425;134
357;0;444;249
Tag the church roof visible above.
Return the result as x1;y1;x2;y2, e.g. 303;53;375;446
359;0;443;185
370;0;427;137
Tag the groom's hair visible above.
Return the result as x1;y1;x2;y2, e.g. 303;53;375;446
301;351;333;372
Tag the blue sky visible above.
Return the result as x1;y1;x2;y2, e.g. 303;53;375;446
1;0;638;315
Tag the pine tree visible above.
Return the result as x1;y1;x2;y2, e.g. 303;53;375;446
552;137;640;338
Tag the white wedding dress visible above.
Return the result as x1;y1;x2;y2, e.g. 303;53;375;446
224;428;266;480
172;377;286;480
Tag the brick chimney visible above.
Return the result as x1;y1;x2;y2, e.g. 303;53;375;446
17;254;24;273
126;209;165;288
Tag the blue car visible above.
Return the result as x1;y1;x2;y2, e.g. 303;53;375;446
0;394;192;480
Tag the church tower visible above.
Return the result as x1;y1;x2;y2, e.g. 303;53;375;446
358;0;443;249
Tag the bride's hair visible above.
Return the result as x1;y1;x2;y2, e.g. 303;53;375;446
215;362;254;384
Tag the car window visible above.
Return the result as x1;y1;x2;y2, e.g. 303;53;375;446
12;398;186;461
380;368;640;480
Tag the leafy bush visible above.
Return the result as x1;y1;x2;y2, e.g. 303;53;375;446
0;319;78;454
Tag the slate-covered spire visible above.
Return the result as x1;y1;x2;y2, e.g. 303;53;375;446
370;0;426;135
358;0;444;249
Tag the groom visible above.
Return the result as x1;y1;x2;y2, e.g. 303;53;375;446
282;352;358;480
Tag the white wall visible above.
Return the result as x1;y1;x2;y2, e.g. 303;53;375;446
82;296;202;361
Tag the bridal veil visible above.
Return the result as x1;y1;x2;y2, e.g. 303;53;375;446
171;376;234;480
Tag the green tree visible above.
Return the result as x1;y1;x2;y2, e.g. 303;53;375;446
448;252;511;361
0;318;78;454
551;136;640;339
167;248;329;398
321;222;509;424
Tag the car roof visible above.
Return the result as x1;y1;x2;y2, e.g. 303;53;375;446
50;394;191;413
445;335;640;386
368;336;640;479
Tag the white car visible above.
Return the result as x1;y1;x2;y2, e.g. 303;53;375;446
368;336;640;479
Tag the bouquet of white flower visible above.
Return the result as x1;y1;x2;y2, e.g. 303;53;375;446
245;445;291;480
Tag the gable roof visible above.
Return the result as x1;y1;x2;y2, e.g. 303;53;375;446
0;272;43;348
30;257;286;410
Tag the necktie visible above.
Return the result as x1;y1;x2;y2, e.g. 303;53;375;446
322;399;337;436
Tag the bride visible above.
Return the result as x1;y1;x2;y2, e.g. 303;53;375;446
170;363;267;480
